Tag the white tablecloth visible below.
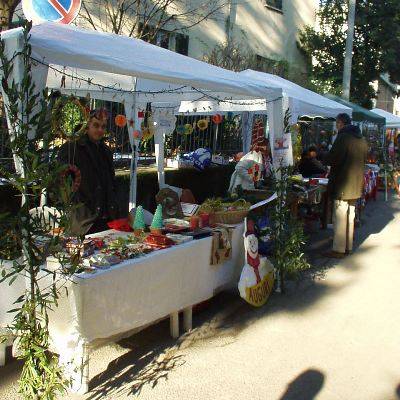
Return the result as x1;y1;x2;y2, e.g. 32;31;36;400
1;225;244;377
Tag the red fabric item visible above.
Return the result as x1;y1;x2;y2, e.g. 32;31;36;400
107;218;133;232
247;253;261;283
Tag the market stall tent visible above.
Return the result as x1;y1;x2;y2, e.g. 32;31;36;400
239;69;352;123
371;108;400;129
0;22;285;209
324;94;385;125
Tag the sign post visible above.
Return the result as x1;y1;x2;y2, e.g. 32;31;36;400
22;0;82;25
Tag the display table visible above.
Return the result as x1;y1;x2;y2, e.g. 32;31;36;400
30;225;244;393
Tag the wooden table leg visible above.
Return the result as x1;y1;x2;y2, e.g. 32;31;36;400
183;307;192;332
170;312;179;339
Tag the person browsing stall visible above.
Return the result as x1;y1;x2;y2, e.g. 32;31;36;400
58;109;119;235
298;146;327;178
324;113;368;258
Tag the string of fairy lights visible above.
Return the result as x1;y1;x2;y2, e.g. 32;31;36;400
31;56;283;110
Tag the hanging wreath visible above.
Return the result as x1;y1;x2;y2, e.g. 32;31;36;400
115;114;127;128
176;125;186;135
212;114;223;125
61;164;81;192
197;119;209;131
51;96;89;139
184;123;194;135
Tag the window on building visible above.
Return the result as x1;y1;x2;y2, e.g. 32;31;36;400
175;33;189;56
138;23;189;55
265;0;283;11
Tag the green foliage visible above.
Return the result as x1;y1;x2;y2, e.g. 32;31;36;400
299;0;400;108
203;39;291;80
0;22;79;398
269;164;310;291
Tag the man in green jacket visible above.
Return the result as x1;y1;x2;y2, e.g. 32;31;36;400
325;113;368;258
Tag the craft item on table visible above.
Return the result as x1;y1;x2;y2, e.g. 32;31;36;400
115;114;127;127
65;238;95;258
91;238;105;250
199;213;210;228
82;253;121;269
145;233;175;249
197;119;209;131
165;233;193;245
150;204;164;235
164;218;189;227
107;218;132;232
155;188;183;219
238;219;275;307
210;227;233;265
182;227;213;239
132;205;146;236
198;198;250;225
164;218;190;233
190;148;212;171
212;114;223;124
190;215;200;230
228;150;263;193
181;202;200;217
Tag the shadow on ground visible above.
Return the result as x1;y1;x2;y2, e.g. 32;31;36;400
277;369;325;400
2;195;398;399
85;194;399;399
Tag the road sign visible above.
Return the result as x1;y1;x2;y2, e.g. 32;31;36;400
22;0;82;25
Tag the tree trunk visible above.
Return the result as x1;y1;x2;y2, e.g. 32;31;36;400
0;1;18;31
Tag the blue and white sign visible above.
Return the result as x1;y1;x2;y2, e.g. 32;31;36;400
22;0;82;25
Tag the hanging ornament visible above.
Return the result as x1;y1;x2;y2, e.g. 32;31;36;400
197;119;208;131
115;114;127;128
212;114;223;125
133;130;142;140
184;123;194;135
176;125;186;135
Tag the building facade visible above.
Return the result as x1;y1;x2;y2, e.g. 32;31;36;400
13;0;317;76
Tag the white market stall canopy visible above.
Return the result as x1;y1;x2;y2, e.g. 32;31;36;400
371;108;400;129
13;22;282;102
239;69;352;123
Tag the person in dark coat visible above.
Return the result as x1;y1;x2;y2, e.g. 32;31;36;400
58;109;118;235
324;113;368;258
298;146;327;178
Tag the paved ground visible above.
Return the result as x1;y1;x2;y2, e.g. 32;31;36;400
1;194;400;400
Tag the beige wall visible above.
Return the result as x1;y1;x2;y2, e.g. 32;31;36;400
188;0;318;71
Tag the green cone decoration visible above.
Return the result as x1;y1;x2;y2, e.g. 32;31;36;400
133;206;145;230
151;204;164;229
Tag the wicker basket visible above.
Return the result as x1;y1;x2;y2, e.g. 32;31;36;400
209;209;249;225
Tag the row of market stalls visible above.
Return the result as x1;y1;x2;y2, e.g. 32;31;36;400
0;22;399;394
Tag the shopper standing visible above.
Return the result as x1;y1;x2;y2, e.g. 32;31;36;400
324;113;368;258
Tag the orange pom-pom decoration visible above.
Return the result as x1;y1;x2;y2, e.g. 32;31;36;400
212;114;223;124
115;114;127;127
133;130;142;139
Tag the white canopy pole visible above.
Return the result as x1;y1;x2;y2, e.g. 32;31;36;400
267;97;285;168
154;130;166;189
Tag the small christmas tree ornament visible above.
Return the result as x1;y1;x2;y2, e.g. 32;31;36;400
151;204;164;235
133;206;146;236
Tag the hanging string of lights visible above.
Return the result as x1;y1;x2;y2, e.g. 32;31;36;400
31;56;283;108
